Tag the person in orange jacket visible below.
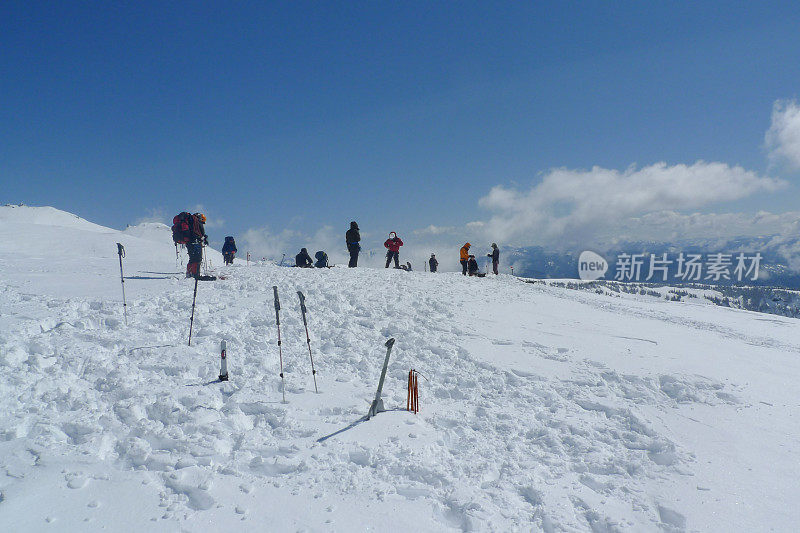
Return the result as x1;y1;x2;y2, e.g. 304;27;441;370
459;243;471;275
384;232;404;268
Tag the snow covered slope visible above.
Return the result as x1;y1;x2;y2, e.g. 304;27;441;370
0;205;228;298
1;206;799;531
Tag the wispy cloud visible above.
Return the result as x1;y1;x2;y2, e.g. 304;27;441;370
190;204;225;229
134;207;168;225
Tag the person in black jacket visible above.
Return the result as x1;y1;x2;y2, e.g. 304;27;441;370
314;250;329;268
295;248;313;268
346;221;360;267
429;254;438;273
467;255;485;277
487;243;499;275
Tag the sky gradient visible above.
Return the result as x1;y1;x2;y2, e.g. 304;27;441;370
3;1;800;264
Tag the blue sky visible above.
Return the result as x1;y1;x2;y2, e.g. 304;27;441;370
3;1;800;261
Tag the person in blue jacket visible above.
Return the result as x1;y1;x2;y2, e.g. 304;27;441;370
222;236;237;265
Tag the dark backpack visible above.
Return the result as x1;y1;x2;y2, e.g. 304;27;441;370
314;251;328;268
222;236;237;253
172;212;203;244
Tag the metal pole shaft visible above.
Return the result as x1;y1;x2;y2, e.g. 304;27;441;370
297;291;318;393
273;286;286;403
116;243;127;325
188;277;198;346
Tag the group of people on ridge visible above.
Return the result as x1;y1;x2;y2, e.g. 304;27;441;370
295;248;329;268
342;221;499;275
173;213;500;277
459;242;500;277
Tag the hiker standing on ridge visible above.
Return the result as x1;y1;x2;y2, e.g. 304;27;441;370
295;248;313;268
346;221;361;267
460;243;471;275
429;254;438;273
487;243;500;275
384;232;403;268
172;212;208;278
222;236;237;265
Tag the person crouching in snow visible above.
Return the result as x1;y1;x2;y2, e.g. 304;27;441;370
295;248;313;268
460;243;471;275
314;250;329;268
468;255;485;277
384;232;403;268
222;236;237;265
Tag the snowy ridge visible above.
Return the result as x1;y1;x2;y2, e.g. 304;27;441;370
1;207;799;531
0;204;111;232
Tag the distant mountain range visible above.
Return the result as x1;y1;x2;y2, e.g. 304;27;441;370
507;235;800;289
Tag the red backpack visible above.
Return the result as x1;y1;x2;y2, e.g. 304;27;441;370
172;212;202;244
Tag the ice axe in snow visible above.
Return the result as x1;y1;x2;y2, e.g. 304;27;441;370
367;338;395;419
116;243;128;326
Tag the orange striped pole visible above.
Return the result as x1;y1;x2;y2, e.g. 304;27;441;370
407;369;412;411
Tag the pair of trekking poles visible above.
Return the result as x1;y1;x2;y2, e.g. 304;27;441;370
273;286;318;402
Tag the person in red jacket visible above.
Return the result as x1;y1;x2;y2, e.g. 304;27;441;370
384;232;404;268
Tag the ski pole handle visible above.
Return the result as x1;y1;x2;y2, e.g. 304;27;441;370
297;291;307;315
116;242;125;258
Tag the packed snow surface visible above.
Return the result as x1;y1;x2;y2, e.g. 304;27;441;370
1;206;799;532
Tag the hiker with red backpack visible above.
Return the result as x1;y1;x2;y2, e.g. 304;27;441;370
172;212;208;278
384;232;404;268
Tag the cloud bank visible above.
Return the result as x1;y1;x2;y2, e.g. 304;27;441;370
478;161;785;246
766;100;800;171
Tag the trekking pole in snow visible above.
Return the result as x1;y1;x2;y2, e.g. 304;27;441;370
297;291;319;393
273;286;287;403
116;243;128;326
188;277;199;346
367;338;395;419
218;339;229;381
175;243;179;269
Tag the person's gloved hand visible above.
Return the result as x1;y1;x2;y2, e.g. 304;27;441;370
203;236;209;245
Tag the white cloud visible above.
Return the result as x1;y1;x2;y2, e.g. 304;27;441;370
414;224;456;235
478;161;785;245
241;226;302;262
134;208;167;225
766;100;800;171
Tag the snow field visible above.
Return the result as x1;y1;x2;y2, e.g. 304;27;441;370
1;206;799;531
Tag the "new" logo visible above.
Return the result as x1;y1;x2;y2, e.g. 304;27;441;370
578;251;608;281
